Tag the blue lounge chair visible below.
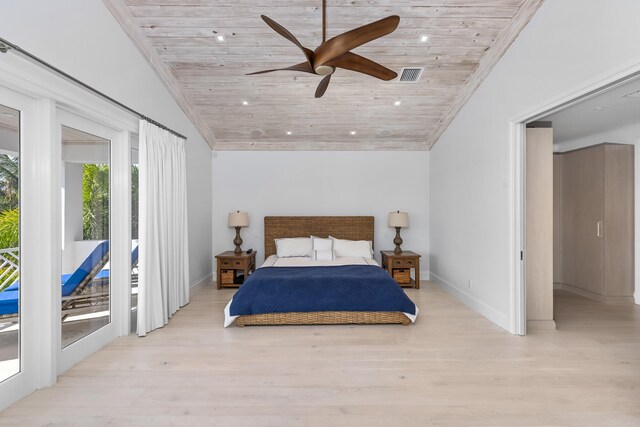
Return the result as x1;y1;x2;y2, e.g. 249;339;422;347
0;241;110;321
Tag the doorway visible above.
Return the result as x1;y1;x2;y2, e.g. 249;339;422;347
515;73;640;335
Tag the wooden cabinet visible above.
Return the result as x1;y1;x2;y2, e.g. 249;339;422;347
554;143;634;302
380;251;421;289
215;251;256;289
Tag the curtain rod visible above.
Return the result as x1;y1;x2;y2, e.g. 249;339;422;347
0;37;187;140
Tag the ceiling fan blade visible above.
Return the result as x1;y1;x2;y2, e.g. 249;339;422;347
313;15;400;67
261;15;314;67
315;75;332;98
326;52;397;80
246;61;315;75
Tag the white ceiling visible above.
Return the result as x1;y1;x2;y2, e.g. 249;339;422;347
105;0;544;150
543;77;640;146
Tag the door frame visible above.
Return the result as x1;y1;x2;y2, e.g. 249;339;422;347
510;63;640;335
55;108;131;375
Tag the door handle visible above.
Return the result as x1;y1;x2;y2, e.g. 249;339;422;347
597;221;603;238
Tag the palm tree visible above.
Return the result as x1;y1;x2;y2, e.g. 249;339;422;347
0;155;19;213
82;164;110;240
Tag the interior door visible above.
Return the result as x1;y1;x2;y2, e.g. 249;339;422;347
562;146;605;295
525;127;555;329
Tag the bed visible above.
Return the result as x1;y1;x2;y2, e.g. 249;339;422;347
224;216;418;327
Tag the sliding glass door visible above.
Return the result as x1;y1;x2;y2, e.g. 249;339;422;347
0;103;21;384
0;54;137;409
57;110;121;374
0;85;38;409
60;125;111;348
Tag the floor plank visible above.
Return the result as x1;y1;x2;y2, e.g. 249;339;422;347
1;284;639;426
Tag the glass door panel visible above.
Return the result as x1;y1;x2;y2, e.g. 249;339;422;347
61;125;110;348
0;104;20;382
131;143;138;333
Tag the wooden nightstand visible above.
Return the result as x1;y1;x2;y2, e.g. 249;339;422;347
380;250;421;289
215;251;256;289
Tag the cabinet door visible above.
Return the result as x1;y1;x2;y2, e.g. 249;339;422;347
603;144;634;296
562;146;604;294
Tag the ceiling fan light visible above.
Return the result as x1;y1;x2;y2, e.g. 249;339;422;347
315;65;335;76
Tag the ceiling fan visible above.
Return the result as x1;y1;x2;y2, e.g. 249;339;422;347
247;0;400;98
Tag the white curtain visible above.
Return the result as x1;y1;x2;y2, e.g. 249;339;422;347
137;120;190;336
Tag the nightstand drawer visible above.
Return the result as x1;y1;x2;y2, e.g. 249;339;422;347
392;258;417;268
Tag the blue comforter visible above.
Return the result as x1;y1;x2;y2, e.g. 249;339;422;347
229;265;417;316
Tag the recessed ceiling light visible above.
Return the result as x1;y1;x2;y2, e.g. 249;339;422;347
216;34;227;43
592;106;607;110
350;131;357;135
242;100;249;105
420;35;430;43
286;131;292;135
394;100;402;106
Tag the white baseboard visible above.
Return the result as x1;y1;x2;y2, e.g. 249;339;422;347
429;272;511;333
191;273;213;290
554;282;635;304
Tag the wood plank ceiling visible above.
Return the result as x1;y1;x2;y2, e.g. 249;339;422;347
104;0;543;150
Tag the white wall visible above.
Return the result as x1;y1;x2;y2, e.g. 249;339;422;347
0;0;213;286
429;0;640;332
212;151;429;275
62;163;83;274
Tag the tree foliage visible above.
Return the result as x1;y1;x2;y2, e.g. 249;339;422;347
82;164;110;240
0;208;18;249
131;165;139;239
0;155;19;250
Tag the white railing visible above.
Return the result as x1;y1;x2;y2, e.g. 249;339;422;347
0;247;19;292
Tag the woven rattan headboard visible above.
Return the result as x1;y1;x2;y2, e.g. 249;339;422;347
264;216;375;257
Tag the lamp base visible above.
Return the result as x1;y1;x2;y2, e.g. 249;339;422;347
393;227;403;254
233;226;243;255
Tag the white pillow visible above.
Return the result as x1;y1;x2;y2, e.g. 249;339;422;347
329;236;373;259
275;237;312;258
311;236;333;251
312;249;334;261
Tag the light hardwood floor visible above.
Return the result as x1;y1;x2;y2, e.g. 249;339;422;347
1;283;639;426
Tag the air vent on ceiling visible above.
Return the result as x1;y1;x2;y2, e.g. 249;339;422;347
623;89;640;98
397;67;424;83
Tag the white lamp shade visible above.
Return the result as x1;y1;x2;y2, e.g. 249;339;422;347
388;211;409;228
228;211;249;227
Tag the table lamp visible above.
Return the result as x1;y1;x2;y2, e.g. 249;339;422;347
228;211;249;254
388;211;409;254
